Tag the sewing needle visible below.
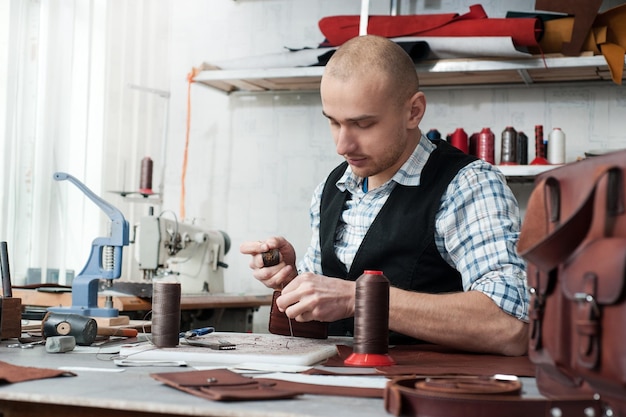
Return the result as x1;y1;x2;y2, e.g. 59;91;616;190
282;284;294;337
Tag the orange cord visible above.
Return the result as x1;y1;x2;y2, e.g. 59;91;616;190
181;68;199;219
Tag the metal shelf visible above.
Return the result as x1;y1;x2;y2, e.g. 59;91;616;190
193;54;621;94
496;164;559;182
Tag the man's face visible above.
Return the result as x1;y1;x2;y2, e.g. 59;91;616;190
320;73;416;187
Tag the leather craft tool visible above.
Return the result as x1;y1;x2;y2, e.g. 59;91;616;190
45;336;76;353
97;327;139;338
42;312;97;346
49;172;129;317
1;241;13;297
179;326;214;339
262;249;294;337
261;248;280;267
0;241;22;339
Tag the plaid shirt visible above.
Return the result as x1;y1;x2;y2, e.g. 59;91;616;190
298;136;529;321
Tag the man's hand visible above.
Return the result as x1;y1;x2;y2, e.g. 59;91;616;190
277;272;356;323
239;236;298;289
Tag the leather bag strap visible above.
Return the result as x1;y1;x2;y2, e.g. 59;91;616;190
384;376;603;417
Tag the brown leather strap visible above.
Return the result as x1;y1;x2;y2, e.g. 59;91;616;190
384;376;603;417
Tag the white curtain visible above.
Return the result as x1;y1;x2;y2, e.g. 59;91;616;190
0;0;170;286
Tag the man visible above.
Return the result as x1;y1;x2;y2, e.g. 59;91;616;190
241;35;528;356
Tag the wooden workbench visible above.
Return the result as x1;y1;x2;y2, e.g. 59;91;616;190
12;289;272;312
12;289;273;332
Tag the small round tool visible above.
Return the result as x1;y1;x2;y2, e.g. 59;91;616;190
262;249;280;267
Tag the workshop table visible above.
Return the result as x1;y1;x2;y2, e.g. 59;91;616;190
0;334;548;417
0;338;386;417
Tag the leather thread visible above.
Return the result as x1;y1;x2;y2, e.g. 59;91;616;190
151;281;181;348
353;271;390;355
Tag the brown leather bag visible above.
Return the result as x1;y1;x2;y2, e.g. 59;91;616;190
518;149;626;416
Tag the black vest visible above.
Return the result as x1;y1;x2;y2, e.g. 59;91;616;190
320;139;477;342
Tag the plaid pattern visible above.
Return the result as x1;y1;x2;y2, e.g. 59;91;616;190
298;137;529;321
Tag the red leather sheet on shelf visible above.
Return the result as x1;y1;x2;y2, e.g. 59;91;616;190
319;4;542;48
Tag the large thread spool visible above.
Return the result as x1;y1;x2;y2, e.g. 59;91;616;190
516;131;528;165
139;157;153;194
476;128;495;164
500;126;518;165
530;125;549;165
547;127;566;165
426;129;441;141
151;281;181;348
450;128;469;154
344;270;395;367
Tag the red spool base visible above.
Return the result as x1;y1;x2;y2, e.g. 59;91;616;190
344;352;396;367
530;157;550;165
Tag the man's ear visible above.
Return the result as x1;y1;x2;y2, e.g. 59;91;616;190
407;91;426;129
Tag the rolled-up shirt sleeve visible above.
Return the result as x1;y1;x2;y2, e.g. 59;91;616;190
436;160;529;322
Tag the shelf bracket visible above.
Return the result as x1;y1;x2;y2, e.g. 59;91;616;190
517;68;533;85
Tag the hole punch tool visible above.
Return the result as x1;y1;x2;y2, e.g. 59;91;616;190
48;172;129;317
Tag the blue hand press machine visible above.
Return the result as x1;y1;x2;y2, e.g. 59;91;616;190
49;172;129;317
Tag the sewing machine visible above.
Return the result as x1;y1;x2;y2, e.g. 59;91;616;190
133;212;230;295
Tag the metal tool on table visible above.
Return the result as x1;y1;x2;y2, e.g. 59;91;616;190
49;172;129;317
179;326;214;339
263;248;293;337
42;311;97;346
0;241;22;339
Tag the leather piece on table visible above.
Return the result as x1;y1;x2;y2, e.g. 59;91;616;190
323;345;536;378
256;377;384;398
319;4;542;48
0;360;75;383
151;369;301;402
152;368;385;400
268;290;328;339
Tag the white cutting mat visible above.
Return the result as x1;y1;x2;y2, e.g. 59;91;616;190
119;332;345;366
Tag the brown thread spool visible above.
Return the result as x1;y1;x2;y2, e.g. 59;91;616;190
500;126;518;165
151;281;181;348
139;157;153;193
344;270;395;366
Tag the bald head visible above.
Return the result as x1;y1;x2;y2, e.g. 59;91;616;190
323;35;420;105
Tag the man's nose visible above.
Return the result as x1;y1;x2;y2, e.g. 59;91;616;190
335;126;355;155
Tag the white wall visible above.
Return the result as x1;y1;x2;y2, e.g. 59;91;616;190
163;0;626;331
